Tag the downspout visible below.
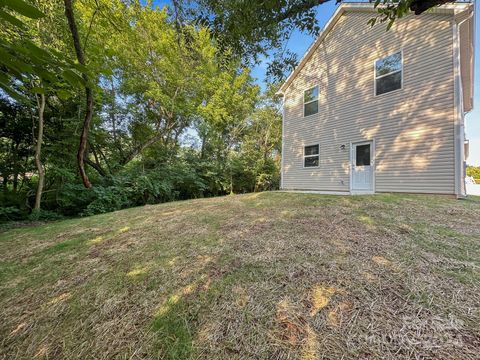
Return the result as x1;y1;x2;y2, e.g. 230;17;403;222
453;10;473;198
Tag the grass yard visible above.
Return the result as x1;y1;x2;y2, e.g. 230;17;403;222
1;192;479;359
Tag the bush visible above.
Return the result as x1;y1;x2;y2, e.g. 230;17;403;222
29;209;64;221
82;182;131;216
0;206;24;222
57;183;96;216
80;161;211;215
466;165;480;184
0;147;281;221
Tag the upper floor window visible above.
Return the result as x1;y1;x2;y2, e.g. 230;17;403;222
375;52;402;96
304;86;319;116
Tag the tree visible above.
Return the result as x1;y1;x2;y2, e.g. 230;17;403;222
63;0;94;188
235;84;282;192
0;0;280;220
174;0;459;79
0;97;35;197
467;166;480;183
32;92;45;213
0;0;82;100
1;0;80;212
106;2;258;167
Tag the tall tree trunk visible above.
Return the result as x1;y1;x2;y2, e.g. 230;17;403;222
13;173;18;193
33;93;45;212
2;175;8;193
109;77;124;160
109;77;117;144
200;131;206;160
12;142;19;193
64;0;93;188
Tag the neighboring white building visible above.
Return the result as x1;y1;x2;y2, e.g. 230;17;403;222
278;2;474;197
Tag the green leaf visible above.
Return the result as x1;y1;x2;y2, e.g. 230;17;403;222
56;89;71;100
0;71;11;87
23;40;52;60
0;9;24;27
1;0;45;19
10;57;34;73
65;59;88;74
62;69;85;88
34;67;57;82
0;46;32;77
31;86;45;94
101;67;113;76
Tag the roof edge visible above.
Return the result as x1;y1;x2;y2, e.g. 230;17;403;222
277;3;346;95
277;2;473;95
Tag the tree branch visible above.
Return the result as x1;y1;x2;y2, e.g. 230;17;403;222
121;133;164;165
84;158;107;177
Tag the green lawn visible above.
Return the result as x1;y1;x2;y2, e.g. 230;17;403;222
1;192;479;359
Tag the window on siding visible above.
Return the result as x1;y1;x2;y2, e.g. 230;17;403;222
355;144;371;166
375;52;402;96
304;144;319;167
304;86;319;116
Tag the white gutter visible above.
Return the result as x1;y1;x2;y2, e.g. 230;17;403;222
453;9;474;198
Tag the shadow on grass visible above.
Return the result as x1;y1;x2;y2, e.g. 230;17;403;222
149;260;262;358
152;297;195;360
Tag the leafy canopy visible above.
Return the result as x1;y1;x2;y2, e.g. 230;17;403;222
0;0;85;101
173;0;458;80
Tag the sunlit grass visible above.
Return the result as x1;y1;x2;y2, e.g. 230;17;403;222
0;192;479;358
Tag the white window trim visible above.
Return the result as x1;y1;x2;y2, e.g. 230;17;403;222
374;50;403;97
303;85;319;117
303;143;320;168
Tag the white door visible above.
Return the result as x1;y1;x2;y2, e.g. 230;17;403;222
352;141;374;192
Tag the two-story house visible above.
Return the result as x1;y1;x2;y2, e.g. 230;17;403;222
278;2;474;197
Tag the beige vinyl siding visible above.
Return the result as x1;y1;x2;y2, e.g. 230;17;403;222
282;10;455;194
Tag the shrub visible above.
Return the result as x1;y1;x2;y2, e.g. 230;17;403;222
82;183;131;216
0;206;23;222
29;209;64;221
466;165;480;183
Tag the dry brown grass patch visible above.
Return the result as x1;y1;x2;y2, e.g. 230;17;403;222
1;192;479;359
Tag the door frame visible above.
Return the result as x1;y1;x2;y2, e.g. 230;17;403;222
349;139;376;194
